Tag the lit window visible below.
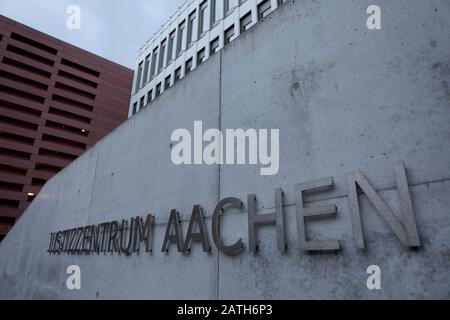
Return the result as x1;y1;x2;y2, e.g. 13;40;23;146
210;37;220;55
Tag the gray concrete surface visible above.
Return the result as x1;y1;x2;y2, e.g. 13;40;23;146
0;0;449;299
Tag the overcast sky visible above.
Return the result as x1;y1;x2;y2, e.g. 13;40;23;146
0;0;185;69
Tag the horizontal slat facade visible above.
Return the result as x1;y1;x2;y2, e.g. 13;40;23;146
0;15;133;238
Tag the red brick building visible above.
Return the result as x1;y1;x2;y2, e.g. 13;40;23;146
0;15;133;240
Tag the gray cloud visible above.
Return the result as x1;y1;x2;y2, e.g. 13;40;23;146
0;0;185;69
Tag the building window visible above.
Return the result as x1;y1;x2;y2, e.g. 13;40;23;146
258;0;272;20
175;67;182;83
177;20;186;56
132;102;137;115
224;0;230;15
165;75;171;89
210;0;220;26
185;58;193;75
224;25;235;46
167;30;176;63
187;11;197;46
224;0;237;15
210;37;220;55
147;90;153;105
240;12;252;33
139;96;145;110
135;62;143;93
143;54;151;85
158;39;167;73
150;47;158;78
198;1;208;38
197;48;206;65
155;83;162;98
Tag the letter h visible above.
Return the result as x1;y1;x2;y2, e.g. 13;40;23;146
247;189;287;254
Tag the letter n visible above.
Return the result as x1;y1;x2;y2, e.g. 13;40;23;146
347;161;420;249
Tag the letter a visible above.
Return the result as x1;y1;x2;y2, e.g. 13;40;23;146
66;5;81;30
366;5;381;30
66;265;81;290
161;210;184;252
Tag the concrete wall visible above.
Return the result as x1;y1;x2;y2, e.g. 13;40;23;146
0;0;449;299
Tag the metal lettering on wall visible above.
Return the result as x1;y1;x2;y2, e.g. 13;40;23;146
47;161;421;255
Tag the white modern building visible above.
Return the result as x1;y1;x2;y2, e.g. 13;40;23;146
129;0;287;117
